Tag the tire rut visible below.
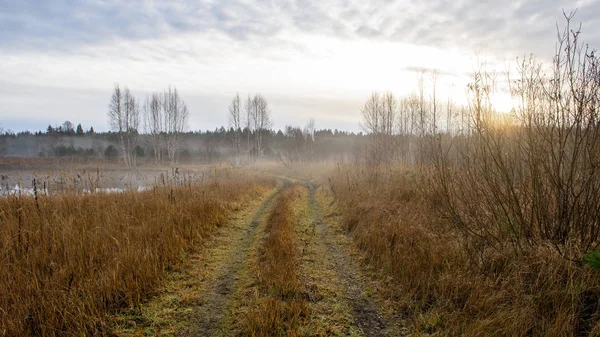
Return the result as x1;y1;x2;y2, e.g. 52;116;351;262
304;181;390;337
176;180;289;337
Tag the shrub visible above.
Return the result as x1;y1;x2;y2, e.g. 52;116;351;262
104;144;118;161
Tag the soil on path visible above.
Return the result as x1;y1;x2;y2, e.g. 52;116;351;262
295;180;406;337
111;181;289;336
112;177;406;337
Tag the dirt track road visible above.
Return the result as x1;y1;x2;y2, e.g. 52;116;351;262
113;178;405;337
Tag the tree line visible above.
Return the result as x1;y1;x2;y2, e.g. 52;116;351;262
1;83;361;166
0;119;359;165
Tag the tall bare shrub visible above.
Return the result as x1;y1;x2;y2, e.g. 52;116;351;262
432;12;600;259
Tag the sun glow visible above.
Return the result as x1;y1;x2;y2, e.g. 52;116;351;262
490;91;517;114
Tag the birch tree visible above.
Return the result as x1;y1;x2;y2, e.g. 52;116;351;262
229;93;242;166
361;92;398;165
108;84;140;167
163;86;189;164
143;93;163;165
123;88;140;166
360;92;383;167
248;94;271;157
254;94;272;155
245;95;253;158
417;73;428;137
430;71;440;134
305;117;315;162
108;84;130;166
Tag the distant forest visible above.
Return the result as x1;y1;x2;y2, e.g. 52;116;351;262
0;121;361;166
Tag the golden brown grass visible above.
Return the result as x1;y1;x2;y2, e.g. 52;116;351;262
0;172;276;336
242;184;309;337
329;166;600;336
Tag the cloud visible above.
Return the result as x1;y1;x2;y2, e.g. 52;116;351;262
1;0;600;132
1;0;598;59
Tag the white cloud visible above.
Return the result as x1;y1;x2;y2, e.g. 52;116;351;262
0;0;598;131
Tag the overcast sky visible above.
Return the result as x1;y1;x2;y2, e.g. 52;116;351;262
1;0;598;133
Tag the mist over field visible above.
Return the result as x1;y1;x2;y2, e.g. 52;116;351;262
2;1;600;336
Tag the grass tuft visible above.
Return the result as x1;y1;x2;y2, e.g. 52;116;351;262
242;184;308;337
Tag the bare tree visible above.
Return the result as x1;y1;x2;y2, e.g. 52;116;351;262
397;96;411;163
151;93;163;164
244;95;253;159
108;84;128;166
446;95;455;135
305;117;315;141
62;121;74;134
251;94;271;157
359;92;383;173
430;70;440;134
360;92;398;167
361;92;382;135
407;93;419;137
108;84;140;166
382;92;399;162
143;93;163;165
382;92;397;136
417;72;428;138
305;117;315;162
163;86;189;164
229;93;242;166
123;88;140;166
277;125;308;167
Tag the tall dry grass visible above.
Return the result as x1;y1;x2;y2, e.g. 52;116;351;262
329;166;600;336
243;184;308;337
0;172;275;336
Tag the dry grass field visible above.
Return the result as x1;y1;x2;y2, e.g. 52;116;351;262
0;169;275;336
4;3;600;337
329;165;600;336
2;162;600;336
